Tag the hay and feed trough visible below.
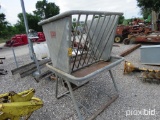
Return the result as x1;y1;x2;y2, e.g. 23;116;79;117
39;10;123;120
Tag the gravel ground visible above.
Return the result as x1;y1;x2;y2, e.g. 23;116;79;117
0;44;160;120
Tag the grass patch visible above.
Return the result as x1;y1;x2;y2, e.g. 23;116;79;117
0;38;8;44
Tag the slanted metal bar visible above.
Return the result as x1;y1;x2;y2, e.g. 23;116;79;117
90;16;112;62
72;14;95;72
76;15;89;69
72;14;81;48
55;73;90;99
79;14;96;67
71;14;81;70
82;15;102;67
74;16;89;67
72;14;88;71
12;47;18;68
55;75;59;99
109;70;118;92
98;29;114;60
65;80;83;120
98;16;118;60
65;94;92;115
87;15;106;64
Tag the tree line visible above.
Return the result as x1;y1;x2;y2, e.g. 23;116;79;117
0;0;59;39
137;0;160;20
1;0;159;39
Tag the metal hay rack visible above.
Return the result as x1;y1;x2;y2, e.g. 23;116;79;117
39;10;124;120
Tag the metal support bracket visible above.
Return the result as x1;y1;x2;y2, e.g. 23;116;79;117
55;69;119;120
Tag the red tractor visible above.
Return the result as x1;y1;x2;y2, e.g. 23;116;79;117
114;18;152;43
5;32;46;47
114;25;130;43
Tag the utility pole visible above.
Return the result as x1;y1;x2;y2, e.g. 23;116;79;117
151;1;159;31
20;0;41;75
151;10;157;31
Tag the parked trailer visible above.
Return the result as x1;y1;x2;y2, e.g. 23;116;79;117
124;32;160;44
5;34;28;47
5;32;46;47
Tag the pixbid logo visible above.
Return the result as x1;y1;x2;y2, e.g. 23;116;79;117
126;109;156;116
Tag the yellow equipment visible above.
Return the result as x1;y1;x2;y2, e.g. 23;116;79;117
124;61;159;74
124;61;160;81
0;88;43;120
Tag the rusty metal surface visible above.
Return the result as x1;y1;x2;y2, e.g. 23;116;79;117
135;33;160;42
116;25;130;36
119;44;141;57
72;61;110;77
47;56;123;86
127;32;160;43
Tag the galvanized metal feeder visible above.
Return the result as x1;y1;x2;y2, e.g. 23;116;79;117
39;10;123;120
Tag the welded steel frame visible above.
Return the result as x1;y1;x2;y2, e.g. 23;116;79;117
40;10;123;120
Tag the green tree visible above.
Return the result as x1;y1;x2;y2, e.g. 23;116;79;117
118;15;125;24
137;0;160;30
140;8;152;20
33;0;60;19
137;0;160;12
0;13;8;30
15;13;42;33
0;13;10;38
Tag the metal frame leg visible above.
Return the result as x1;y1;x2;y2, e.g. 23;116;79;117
55;76;59;99
54;70;119;120
86;70;119;120
55;77;89;99
109;70;118;93
55;76;67;99
65;80;83;120
12;47;18;68
55;77;91;117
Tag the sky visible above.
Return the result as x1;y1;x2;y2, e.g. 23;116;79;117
0;0;142;25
